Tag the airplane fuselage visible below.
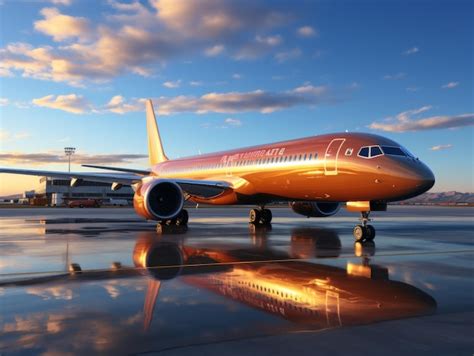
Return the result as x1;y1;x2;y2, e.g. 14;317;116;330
152;132;435;205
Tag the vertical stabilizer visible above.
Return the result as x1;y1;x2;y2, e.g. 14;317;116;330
146;99;168;166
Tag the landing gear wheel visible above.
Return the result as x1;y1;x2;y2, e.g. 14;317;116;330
261;209;272;224
176;209;189;226
353;224;366;242
365;225;376;241
249;209;261;224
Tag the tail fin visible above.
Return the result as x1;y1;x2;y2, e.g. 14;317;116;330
146;99;168;166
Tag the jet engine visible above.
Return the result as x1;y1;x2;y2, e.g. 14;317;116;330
290;201;341;218
134;180;184;221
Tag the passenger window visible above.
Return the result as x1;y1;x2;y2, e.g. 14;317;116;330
304;154;307;160
309;153;312;160
345;148;353;156
358;147;369;158
371;146;383;157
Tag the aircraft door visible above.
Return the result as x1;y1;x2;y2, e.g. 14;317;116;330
225;159;233;177
324;138;345;175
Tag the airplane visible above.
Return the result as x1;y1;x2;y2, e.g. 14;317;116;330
0;100;435;242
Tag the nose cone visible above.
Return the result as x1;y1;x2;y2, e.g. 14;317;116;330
409;161;435;196
415;163;435;193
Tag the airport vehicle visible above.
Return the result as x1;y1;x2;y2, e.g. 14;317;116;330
0;100;435;241
108;198;129;206
68;199;100;208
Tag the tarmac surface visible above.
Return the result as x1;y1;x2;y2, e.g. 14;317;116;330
0;206;473;355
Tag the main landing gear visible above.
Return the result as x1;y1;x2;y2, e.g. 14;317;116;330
249;207;272;225
353;211;376;242
159;209;189;227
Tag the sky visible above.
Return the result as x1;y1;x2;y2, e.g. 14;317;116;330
0;0;473;196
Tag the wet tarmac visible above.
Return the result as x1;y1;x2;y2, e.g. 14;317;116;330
0;206;473;355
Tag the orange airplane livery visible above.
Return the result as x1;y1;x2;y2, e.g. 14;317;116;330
0;100;435;241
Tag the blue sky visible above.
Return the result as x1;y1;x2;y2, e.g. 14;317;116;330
0;0;472;195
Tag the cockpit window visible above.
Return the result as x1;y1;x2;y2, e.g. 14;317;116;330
370;146;383;157
358;147;369;157
381;146;406;156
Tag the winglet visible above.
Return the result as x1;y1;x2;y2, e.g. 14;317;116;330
146;99;168;166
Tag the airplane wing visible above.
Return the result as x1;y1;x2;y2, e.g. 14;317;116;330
0;167;232;199
81;164;151;175
0;167;141;185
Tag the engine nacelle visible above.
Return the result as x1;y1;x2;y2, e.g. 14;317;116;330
290;201;341;218
134;180;184;221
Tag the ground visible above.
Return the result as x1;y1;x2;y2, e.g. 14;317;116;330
0;206;473;355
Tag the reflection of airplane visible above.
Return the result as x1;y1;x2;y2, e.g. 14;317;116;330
133;232;436;330
0;229;436;332
0;100;435;241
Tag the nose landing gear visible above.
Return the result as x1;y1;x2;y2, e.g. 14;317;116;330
353;211;376;242
249;207;272;225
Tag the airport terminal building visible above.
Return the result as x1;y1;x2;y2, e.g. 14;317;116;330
32;177;134;205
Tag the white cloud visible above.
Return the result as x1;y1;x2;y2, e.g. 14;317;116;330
155;85;329;114
105;95;143;114
234;35;283;60
442;81;459;89
204;44;225;57
255;34;282;46
406;87;419;92
224;118;242;126
32;94;92;114
163;80;181;88
297;26;318;37
34;7;91;42
0;130;31;141
151;0;288;38
189;80;203;86
0;97;9;106
369;106;474;132
403;46;419;55
430;144;453;151
1;1;292;86
232;73;242;79
275;48;301;63
48;0;73;5
29;85;334;116
383;72;406;80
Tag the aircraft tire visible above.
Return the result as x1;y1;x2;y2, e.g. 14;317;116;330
353;224;366;242
176;209;189;226
261;209;272;224
249;209;261;224
365;225;376;241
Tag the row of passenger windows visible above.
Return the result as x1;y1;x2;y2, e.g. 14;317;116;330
358;145;408;159
162;152;319;174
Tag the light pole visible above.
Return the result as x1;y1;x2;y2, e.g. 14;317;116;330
64;147;76;201
64;147;76;173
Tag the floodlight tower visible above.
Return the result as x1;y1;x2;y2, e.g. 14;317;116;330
64;147;76;201
64;147;76;173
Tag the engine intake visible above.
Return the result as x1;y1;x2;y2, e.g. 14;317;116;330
290;201;341;218
134;180;184;220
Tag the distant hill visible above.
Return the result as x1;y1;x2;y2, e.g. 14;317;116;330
396;191;474;206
